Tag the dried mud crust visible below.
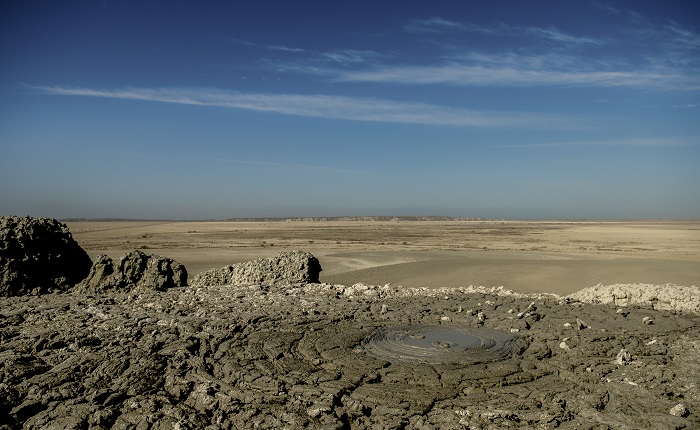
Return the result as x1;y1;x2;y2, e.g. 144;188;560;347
1;284;698;429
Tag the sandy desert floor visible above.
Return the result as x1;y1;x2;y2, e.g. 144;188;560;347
66;220;700;295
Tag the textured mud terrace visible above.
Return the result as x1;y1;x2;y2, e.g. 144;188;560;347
2;283;698;429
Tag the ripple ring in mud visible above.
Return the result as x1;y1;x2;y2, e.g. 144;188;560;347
363;326;525;364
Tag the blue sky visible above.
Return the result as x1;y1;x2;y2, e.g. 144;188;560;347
1;1;699;219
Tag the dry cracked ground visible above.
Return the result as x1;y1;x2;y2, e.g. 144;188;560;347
2;282;698;429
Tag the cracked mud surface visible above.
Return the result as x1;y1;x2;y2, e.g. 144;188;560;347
2;283;698;429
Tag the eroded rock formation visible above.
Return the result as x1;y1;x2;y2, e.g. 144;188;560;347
75;250;188;293
0;216;92;296
190;250;321;287
569;283;700;314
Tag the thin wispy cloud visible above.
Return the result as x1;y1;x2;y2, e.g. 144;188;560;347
228;38;305;53
666;22;700;50
522;26;608;46
405;17;607;46
390;14;699;91
333;59;695;90
320;49;384;65
270;50;687;89
593;2;621;16
504;136;700;148
234;13;697;92
404;17;469;33
32;85;578;129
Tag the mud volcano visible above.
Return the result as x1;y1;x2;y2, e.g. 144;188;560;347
364;325;525;364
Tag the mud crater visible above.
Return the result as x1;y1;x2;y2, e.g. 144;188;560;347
363;325;526;364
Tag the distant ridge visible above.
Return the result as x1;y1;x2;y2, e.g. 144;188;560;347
226;216;487;222
61;218;177;222
62;216;487;222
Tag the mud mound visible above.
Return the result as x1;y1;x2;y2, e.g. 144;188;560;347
0;216;92;296
1;282;698;429
363;326;526;364
190;250;321;287
568;283;700;314
75;250;188;293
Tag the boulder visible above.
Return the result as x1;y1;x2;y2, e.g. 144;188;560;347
0;216;92;296
76;250;187;293
191;250;321;287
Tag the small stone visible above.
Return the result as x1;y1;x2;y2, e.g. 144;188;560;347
616;348;632;365
510;328;520;333
576;318;588;330
670;403;689;417
559;341;570;350
643;316;654;325
380;304;388;315
307;405;327;418
440;316;451;322
477;311;486;323
564;322;573;328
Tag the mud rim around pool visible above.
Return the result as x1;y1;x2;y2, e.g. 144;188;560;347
362;325;526;364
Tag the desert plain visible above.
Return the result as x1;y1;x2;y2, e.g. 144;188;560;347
66;219;700;296
2;218;699;429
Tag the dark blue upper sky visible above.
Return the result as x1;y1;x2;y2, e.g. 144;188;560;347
1;0;699;219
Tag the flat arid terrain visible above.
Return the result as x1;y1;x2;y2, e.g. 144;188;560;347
2;218;699;429
66;219;700;295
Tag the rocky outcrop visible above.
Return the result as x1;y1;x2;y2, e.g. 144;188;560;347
568;283;700;314
0;216;92;296
190;250;321;287
75;250;187;293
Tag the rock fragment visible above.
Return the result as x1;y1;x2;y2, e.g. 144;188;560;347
0;216;92;296
616;348;632;365
191;250;321;287
517;302;536;319
75;250;187;293
670;403;689;418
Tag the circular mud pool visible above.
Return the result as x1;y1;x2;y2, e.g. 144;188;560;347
363;325;527;364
